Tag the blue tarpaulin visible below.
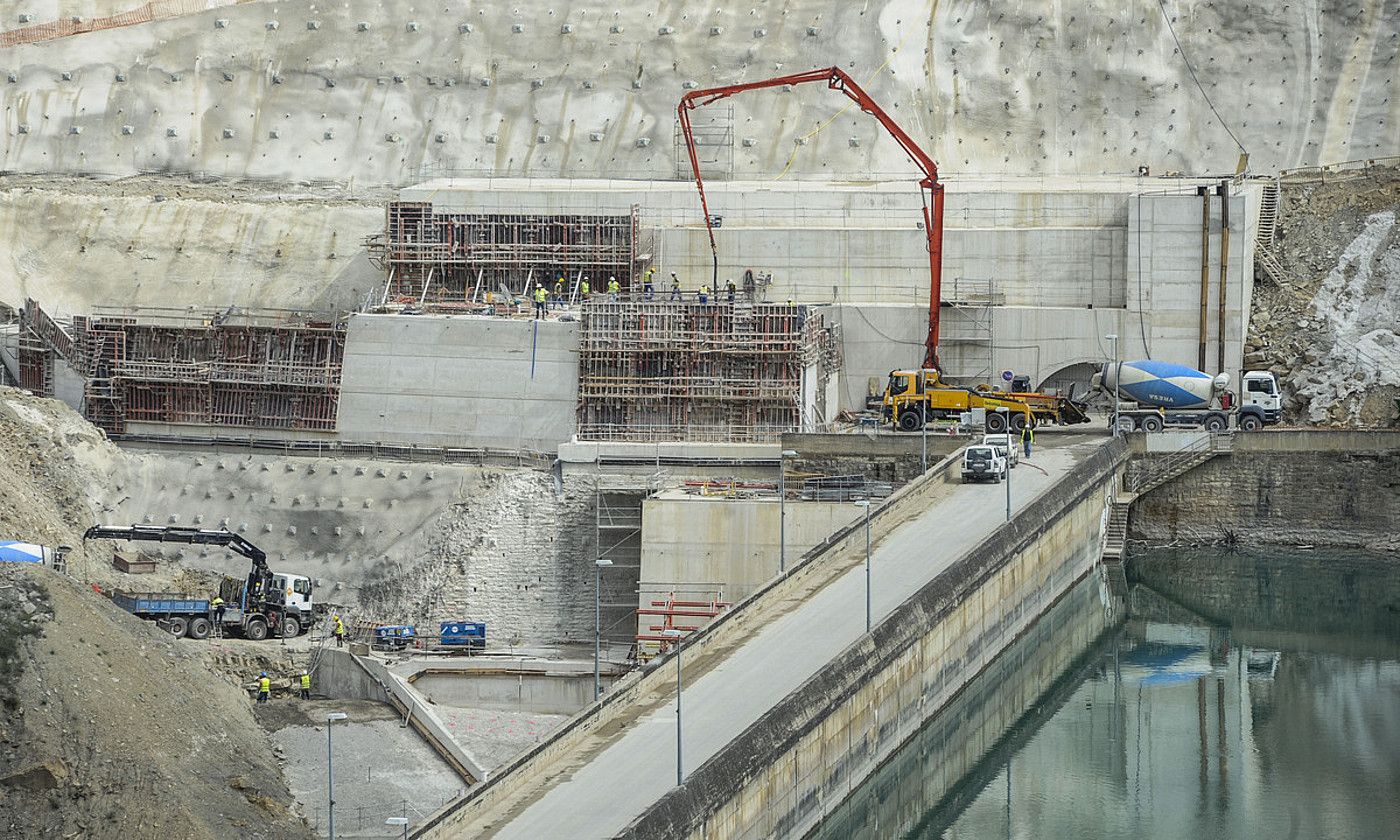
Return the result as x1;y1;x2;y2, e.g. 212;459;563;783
0;542;46;564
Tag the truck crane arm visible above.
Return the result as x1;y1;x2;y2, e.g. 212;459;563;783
678;66;946;369
83;525;273;605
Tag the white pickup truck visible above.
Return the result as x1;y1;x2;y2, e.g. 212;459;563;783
981;433;1019;468
961;445;1008;483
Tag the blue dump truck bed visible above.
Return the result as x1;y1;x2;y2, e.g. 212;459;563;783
111;591;210;615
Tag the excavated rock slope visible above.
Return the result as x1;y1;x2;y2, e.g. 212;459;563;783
1248;166;1400;426
0;565;312;838
0;388;311;837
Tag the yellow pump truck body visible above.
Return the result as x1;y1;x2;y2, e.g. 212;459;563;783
879;369;1035;433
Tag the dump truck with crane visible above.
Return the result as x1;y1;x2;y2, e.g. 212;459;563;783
1094;360;1281;431
83;525;316;640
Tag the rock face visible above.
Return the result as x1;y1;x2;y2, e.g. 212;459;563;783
0;1;1395;185
1248;166;1400;427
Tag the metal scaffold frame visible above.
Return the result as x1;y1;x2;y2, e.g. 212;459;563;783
18;303;349;437
369;203;642;310
576;301;829;443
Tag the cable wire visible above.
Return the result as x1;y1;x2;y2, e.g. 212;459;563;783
1155;0;1249;156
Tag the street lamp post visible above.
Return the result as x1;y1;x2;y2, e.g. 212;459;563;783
594;556;613;701
326;712;348;840
854;499;872;632
385;816;409;840
921;408;929;473
779;449;797;574
1106;334;1120;437
662;628;684;786
995;407;1011;522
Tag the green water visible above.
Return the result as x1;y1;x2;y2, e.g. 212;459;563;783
813;548;1400;840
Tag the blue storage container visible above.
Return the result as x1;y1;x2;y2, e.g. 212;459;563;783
439;620;486;648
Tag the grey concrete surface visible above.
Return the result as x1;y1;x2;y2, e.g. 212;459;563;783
0;1;1393;184
638;491;865;615
460;435;1107;840
337;313;579;452
433;706;569;772
267;700;465;838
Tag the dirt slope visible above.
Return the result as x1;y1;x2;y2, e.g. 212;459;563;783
0;387;312;837
0;565;312;838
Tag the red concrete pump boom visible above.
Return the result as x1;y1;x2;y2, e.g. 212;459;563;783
678;66;946;369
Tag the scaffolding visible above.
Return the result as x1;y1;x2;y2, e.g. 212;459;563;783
369;203;642;311
577;300;830;442
17;306;353;436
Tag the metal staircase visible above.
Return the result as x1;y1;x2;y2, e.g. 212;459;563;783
1256;179;1280;246
1103;433;1233;562
1254;179;1286;285
1101;499;1134;561
1126;433;1232;496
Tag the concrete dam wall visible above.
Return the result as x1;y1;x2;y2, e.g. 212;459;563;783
616;442;1125;840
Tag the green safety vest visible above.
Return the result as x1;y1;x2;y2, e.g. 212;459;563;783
300;674;311;689
258;677;270;693
534;287;547;303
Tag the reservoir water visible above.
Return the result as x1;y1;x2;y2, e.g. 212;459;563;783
811;548;1400;839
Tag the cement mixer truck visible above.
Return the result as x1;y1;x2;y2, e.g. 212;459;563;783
1092;360;1281;432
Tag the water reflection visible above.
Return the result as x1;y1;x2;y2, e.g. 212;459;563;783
812;549;1400;840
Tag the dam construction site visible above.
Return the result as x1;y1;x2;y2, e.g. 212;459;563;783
1;2;1398;838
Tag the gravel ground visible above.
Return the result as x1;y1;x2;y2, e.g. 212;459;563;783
433;706;569;770
264;699;465;837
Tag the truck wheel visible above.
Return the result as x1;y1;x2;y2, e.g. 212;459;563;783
244;618;269;641
1140;415;1164;432
166;617;189;638
1238;414;1263;431
187;617;211;640
985;412;1008;433
1010;414;1027;434
282;616;301;638
897;410;922;432
1203;414;1227;432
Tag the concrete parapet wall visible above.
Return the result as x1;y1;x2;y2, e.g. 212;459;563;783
1128;430;1400;548
813;572;1116;838
314;648;390;704
415;446;972;837
615;442;1125;840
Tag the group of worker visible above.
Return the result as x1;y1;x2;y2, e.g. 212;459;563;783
254;669;314;703
530;267;785;317
250;613;344;704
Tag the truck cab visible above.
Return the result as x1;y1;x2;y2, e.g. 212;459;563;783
1238;371;1282;430
270;573;315;625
